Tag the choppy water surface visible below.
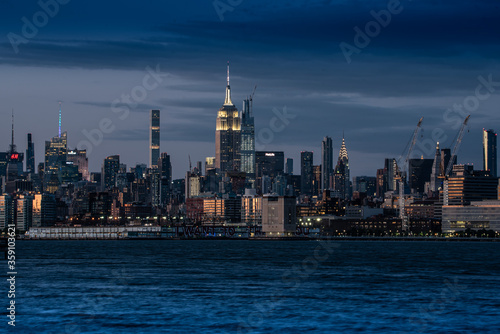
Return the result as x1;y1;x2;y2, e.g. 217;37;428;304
13;240;500;333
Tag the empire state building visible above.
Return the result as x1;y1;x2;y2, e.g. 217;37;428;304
215;63;241;173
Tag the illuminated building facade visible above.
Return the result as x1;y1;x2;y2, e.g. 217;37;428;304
240;97;255;186
150;110;160;168
443;165;499;206
442;200;500;233
334;137;351;200
262;195;296;236
0;194;14;229
32;194;56;227
44;132;67;193
16;195;34;232
215;63;241;173
483;129;497;177
241;191;262;226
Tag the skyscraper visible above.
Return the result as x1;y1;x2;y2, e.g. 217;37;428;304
483;129;497;177
150;110;160;169
26;133;35;174
285;158;293;175
102;155;120;191
409;158;433;194
255;151;285;179
301;151;313;195
44;132;67;193
240;97;256;186
158;152;172;206
215;62;241;173
67;149;90;181
334;137;351;200
429;142;441;193
6;111;24;181
321;136;333;191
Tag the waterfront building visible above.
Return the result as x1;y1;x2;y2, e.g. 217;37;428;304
0;194;14;229
442;200;500;233
16;195;34;232
32;194;56;227
241;189;262;225
261;195;296;236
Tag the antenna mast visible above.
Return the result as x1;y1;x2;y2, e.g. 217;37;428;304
10;109;15;152
58;101;62;138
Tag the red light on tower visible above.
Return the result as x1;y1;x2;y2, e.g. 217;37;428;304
10;153;18;160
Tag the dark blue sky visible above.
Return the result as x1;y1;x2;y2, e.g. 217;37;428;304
1;0;499;178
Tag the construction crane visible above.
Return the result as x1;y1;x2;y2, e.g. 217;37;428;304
249;85;257;111
397;117;424;232
444;115;471;178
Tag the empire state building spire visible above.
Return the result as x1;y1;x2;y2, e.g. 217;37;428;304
224;61;233;106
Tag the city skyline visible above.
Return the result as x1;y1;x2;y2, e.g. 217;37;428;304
1;0;499;179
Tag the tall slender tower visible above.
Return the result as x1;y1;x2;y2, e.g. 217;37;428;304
334;136;351;200
429;142;441;192
215;62;241;173
26;133;35;173
483;129;497;177
58;101;62;138
321;136;333;191
150;110;160;168
240;93;256;186
300;151;313;195
7;110;24;180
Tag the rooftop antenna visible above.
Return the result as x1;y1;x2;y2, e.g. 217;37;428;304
58;101;62;138
227;61;230;86
10;109;15;152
